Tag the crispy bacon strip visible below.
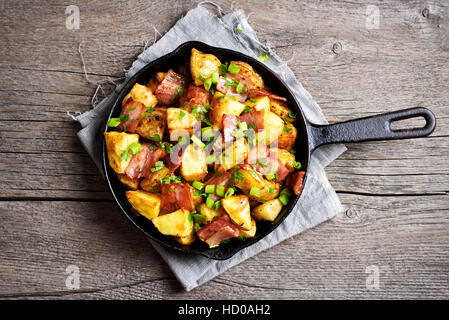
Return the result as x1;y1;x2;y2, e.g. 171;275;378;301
125;143;150;180
255;149;290;181
155;69;188;105
222;114;238;144
286;171;305;195
216;75;248;102
239;109;264;130
117;99;146;133
160;183;195;212
204;172;232;201
180;83;211;107
196;213;239;246
248;88;287;102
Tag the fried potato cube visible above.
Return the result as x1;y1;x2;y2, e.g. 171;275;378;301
140;166;171;193
151;208;193;237
235;166;280;201
222;195;252;230
210;92;246;130
252;199;283;222
274;148;296;172
116;173;139;190
123;83;158;108
238;218;257;238
270;99;296;123
135;107;167;140
219;138;248;171
230;61;264;89
262;111;284;145
126;190;161;220
104;131;140;174
166;108;198;135
198;203;223;223
175;233;196;245
248;96;270;114
190;48;221;86
277;123;297;151
180;143;207;182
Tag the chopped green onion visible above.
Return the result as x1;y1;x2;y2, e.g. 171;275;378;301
119;114;129;122
120;149;131;161
178;110;186;120
128;106;136;111
192;213;206;225
237;28;242;34
151;161;164;172
192;181;204;190
231;130;245;139
236;81;245;94
128;142;141;154
293;161;302;170
178;135;189;146
265;174;276;180
194;223;201;232
249;187;261;197
188;214;193;223
279;188;292;206
202;118;212;126
258;52;269;63
283;126;293;133
206;154;216;164
225;188;235;198
191;135;205;148
204;77;212;91
219;62;229;75
227;63;241;74
206;196;215;209
148;134;161;142
211;72;219;84
198;75;205;82
290;149;296;154
205;184;215;194
202;126;213;139
238;121;248;131
146;106;154;113
107;118;121;127
288;111;296;118
213;200;221;211
216;185;225;197
269;187;277;194
243;106;252;114
209;244;219;248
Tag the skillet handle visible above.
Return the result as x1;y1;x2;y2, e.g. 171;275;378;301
308;107;436;151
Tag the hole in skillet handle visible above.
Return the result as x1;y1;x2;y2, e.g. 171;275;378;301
102;41;309;260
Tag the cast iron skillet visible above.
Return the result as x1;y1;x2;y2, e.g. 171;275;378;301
102;41;436;260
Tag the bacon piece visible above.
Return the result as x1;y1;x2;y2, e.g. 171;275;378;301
247;144;268;166
164;146;182;173
180;84;211;107
216;76;248;102
155;69;188;105
222;114;238;144
255;149;290;182
160;183;195;212
286;171;305;195
204;171;232;201
142;146;166;179
205;226;240;247
125;144;150;179
117;99;146;133
248;88;287;102
196;213;239;246
239;109;264;130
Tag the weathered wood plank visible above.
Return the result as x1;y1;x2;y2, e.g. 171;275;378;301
0;194;447;299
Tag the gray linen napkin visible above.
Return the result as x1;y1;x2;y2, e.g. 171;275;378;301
75;4;346;291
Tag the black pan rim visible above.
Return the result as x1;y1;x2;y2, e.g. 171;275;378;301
102;40;310;260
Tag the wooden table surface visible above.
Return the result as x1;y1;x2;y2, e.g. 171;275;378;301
1;0;448;299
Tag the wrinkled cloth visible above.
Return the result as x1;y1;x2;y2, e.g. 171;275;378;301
75;5;346;291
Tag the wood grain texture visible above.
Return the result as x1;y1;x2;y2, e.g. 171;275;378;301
0;0;448;299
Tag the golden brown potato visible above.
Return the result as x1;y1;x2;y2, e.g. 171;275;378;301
274;148;296;172
193;193;204;208
135;107;166;140
235;166;280;201
116;174;139;190
190;48;221;86
222;195;252;230
166;108;198;135
123;83;158;108
252;199;283;222
181;143;207;182
104;131;140;174
219;138;248;171
230;61;264;89
263;111;284;145
210;92;246;130
198;203;224;223
126;190;161;220
140;166;171;193
151;208;193;237
270;99;296;123
175;233;196;245
277;124;297;151
238;218;257;238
